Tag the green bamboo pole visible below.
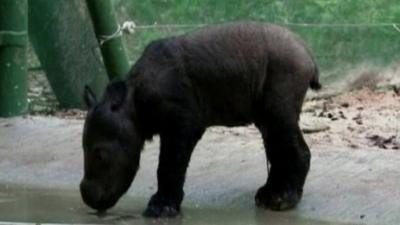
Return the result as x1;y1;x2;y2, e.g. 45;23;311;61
86;0;131;79
0;0;28;117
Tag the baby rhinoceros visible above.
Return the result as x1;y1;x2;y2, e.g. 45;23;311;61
80;22;321;218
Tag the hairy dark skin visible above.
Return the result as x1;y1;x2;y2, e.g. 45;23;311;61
80;22;321;218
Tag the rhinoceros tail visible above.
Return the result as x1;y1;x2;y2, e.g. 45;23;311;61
310;64;322;91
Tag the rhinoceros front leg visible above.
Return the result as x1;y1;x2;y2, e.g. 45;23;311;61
143;125;204;218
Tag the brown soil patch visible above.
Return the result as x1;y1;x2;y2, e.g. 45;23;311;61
303;88;400;150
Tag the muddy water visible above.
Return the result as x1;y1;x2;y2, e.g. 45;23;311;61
0;185;347;225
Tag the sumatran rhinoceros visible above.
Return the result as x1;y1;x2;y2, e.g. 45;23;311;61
80;22;321;218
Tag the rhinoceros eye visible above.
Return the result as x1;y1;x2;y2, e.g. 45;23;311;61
94;150;103;161
93;147;108;162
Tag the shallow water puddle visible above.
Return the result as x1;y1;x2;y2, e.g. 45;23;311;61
0;185;349;225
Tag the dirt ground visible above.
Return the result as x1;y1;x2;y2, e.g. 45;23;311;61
302;87;400;150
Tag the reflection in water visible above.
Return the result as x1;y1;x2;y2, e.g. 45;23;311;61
0;185;346;225
254;208;341;225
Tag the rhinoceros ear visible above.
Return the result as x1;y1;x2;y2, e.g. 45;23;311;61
83;85;97;109
105;80;127;111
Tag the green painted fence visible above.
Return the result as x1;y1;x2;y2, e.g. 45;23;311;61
115;0;400;83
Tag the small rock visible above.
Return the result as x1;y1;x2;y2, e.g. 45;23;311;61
353;114;362;125
326;113;338;121
339;111;346;119
349;144;358;149
341;102;350;108
301;121;330;134
367;135;397;149
393;85;400;96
